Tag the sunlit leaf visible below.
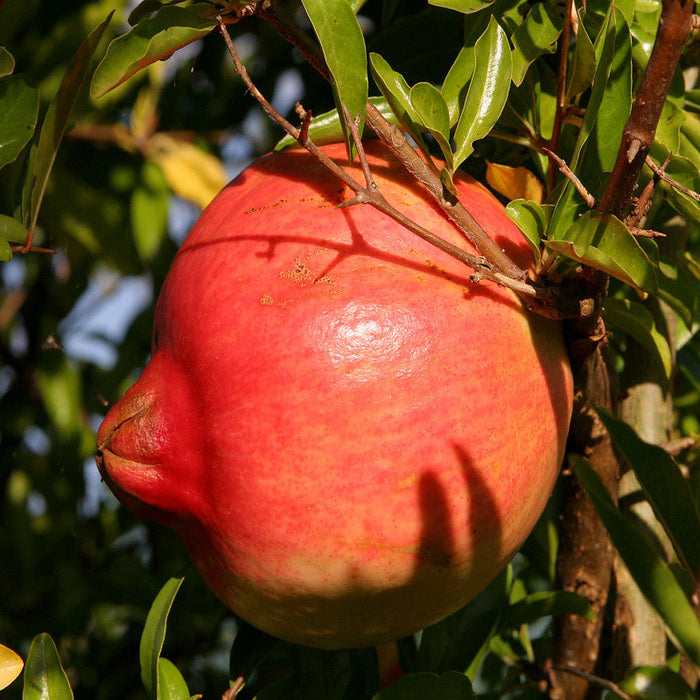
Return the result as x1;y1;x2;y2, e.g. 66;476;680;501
453;18;512;170
409;82;453;167
369;52;428;152
572;457;700;669
428;0;494;13
0;644;23;691
0;75;39;170
618;665;697;699
486;162;545;203
372;670;476;699
510;1;563;87
149;133;228;209
275;96;397;151
140;577;184;699
27;14;112;236
505;199;552;263
546;211;658;293
597;407;700;576
0;47;15;78
300;0;368;156
157;658;191;700
441;46;475;126
91;7;214;99
23;634;73;700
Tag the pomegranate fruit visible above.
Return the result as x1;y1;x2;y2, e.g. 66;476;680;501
96;141;573;649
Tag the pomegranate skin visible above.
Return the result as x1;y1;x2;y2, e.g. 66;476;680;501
96;142;573;649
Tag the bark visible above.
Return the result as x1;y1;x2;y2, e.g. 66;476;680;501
549;341;621;700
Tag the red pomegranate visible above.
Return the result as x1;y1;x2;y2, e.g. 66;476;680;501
96;141;573;649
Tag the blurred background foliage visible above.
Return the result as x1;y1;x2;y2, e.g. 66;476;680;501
1;0;700;698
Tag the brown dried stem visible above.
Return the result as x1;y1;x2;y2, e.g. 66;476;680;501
645;155;700;202
598;0;695;217
548;0;575;193
542;147;596;208
551;665;634;700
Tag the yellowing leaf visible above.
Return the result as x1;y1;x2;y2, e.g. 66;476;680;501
0;644;24;691
149;133;228;209
486;162;545;204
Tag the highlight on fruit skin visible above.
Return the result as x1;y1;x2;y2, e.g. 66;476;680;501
96;141;573;650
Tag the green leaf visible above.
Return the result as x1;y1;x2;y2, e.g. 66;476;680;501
510;2;563;87
369;53;428;151
655;101;684;154
140;577;184;700
300;0;368;157
0;46;15;78
657;152;700;226
428;0;495;13
131;160;170;262
228;622;279;686
22;634;74;700
545;211;658;294
566;11;596;99
505;199;553;263
499;590;593;631
453;17;512;170
441;46;475;126
597;407;700;577
0;75;39;170
275;96;397;151
372;671;475;699
27;14;112;236
618;665;697;699
91;7;214;99
156;658;190;700
572;456;700;669
37;359;84;440
590;8;631;171
603;298;672;378
0;214;28;258
549;6;622;237
409;82;453;167
128;0;191;26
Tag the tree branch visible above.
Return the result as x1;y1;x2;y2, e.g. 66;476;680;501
216;17;539;300
598;0;695;217
255;1;527;283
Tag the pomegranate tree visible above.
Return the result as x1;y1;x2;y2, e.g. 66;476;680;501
96;141;573;649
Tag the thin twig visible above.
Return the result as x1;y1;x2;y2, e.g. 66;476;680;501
551;665;634;700
216;16;540;300
542;147;596;208
548;0;575;193
646;154;700;202
255;1;527;283
11;245;56;255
